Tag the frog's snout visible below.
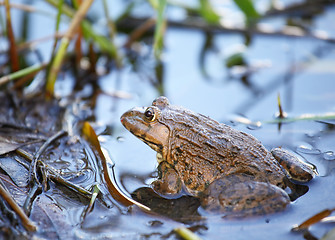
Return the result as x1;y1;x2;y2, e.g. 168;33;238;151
120;110;131;127
120;107;146;130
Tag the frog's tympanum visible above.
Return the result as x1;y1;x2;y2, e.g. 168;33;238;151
121;97;315;216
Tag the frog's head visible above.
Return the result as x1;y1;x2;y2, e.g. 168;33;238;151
120;96;170;162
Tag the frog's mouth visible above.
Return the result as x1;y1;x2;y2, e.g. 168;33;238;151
137;135;163;153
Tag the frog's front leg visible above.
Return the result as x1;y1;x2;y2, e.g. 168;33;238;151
200;174;290;217
271;148;315;183
152;161;182;197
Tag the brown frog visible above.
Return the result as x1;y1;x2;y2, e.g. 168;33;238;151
121;96;315;216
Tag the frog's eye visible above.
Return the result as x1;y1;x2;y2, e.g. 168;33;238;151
144;108;156;121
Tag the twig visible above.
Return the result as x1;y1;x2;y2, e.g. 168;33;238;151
264;0;335;18
29;130;67;186
13;156;30;170
15;33;64;52
23;182;41;215
0;179;37;231
17;148;92;198
264;112;335;124
124;18;156;48
47;167;92;197
15;148;34;162
118;16;335;43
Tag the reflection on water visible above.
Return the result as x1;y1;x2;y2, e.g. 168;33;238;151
132;187;201;222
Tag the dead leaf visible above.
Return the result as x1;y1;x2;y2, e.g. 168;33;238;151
0;139;23;155
292;208;335;231
0;156;29;187
82;121;151;212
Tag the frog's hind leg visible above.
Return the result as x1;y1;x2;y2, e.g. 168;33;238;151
200;174;290;217
271;148;315;183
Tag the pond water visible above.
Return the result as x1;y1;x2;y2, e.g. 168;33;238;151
3;1;335;239
95;31;335;239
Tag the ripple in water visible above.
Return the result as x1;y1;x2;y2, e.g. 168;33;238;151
64;168;96;189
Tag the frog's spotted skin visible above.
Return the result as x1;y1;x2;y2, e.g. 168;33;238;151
121;96;314;216
200;174;290;216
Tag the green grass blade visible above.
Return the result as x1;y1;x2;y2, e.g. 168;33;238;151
153;0;166;59
81;21;118;61
233;0;260;24
148;0;159;10
45;0;121;62
0;63;47;87
46;38;70;96
55;0;64;32
46;0;94;97
175;227;202;240
199;0;220;24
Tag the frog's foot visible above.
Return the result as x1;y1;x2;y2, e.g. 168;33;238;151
152;178;182;198
151;162;182;198
271;148;315;183
200;175;290;217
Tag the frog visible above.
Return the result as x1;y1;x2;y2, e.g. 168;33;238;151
120;96;315;217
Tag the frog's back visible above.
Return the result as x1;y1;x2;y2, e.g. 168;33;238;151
159;105;286;195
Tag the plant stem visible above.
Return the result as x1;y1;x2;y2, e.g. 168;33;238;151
0;63;47;87
46;0;94;97
4;0;19;71
174;227;202;240
0;180;37;231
